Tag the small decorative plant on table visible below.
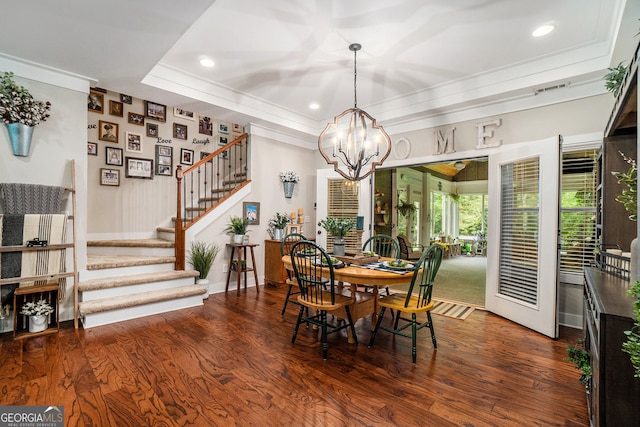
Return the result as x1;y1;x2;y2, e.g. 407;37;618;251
20;298;54;333
268;212;291;240
318;217;355;256
225;215;250;244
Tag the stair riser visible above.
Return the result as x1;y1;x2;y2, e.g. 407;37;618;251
81;295;204;328
81;262;175;281
157;230;175;242
87;246;174;257
81;277;197;301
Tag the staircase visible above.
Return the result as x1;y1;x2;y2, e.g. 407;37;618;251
79;239;206;328
78;134;251;329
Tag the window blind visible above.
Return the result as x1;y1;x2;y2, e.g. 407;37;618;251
498;158;540;306
327;179;360;253
560;150;597;275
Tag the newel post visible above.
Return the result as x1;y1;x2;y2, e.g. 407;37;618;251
175;165;185;270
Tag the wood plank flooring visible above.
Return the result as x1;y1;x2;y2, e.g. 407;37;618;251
0;285;589;426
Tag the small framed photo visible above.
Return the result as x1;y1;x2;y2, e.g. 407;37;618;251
125;157;153;179
217;135;228;146
120;94;132;104
88;91;104;113
145;100;167;122
100;168;120;186
128;112;145;126
180;148;194;165
199;115;213;136
173;123;188;140
125;132;142;153
146;122;158;137
109;100;123;117
286;224;300;235
200;151;212;163
98;120;118;143
155;145;173;176
232;123;242;134
87;142;98;156
174;107;196;121
218;121;229;134
106;146;123;166
243;201;260;225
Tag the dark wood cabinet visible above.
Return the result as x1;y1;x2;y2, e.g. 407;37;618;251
264;239;287;287
583;268;640;426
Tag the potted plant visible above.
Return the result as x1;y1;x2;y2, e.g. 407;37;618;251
20;298;54;333
225;215;250;244
268;212;291;240
623;280;640;377
566;340;592;389
280;171;300;198
318;217;355;256
0;71;52;156
187;240;220;297
604;62;628;98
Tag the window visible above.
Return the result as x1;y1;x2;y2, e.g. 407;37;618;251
559;150;597;277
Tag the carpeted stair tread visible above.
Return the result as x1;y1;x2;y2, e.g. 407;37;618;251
87;254;175;270
79;285;207;315
78;270;200;292
88;238;174;248
156;227;175;233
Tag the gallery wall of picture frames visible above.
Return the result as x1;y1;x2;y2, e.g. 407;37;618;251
86;87;244;185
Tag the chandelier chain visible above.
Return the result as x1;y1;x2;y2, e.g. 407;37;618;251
353;47;357;108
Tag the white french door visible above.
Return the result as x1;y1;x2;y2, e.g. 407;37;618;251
485;136;561;338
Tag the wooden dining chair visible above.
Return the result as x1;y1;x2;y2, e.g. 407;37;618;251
361;234;400;294
280;232;307;316
368;243;444;363
290;240;357;360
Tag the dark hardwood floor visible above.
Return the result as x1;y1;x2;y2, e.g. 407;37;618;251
0;285;589;426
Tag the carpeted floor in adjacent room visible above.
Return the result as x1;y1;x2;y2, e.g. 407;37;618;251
395;255;486;307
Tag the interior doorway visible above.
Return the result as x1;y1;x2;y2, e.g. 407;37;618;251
373;157;488;307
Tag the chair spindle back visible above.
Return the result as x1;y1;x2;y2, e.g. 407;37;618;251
403;244;444;309
290;241;336;306
362;234;400;258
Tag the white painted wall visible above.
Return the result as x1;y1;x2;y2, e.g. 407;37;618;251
0;63;89;324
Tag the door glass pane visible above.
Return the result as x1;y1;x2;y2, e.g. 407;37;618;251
498;158;540;306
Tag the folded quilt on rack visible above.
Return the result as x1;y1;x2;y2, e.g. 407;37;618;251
0;214;68;287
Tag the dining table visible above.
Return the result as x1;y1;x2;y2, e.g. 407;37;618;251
281;255;418;343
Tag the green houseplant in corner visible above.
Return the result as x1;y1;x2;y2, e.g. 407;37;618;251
225;216;250;244
566;340;592;389
0;71;52;156
187;240;220;298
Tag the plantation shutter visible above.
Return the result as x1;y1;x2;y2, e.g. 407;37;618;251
498;158;540;305
559;150;597;277
327;179;359;253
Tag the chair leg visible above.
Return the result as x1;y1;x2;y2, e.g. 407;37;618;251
321;310;328;360
281;284;294;316
368;307;386;347
344;306;358;346
291;305;305;344
411;313;417;364
427;311;437;348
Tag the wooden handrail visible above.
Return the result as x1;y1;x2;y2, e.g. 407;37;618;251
174;133;249;270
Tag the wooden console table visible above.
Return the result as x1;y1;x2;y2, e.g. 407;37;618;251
225;243;260;296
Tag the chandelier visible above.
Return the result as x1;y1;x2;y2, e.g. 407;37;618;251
318;43;392;181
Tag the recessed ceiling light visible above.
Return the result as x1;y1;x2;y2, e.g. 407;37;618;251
532;24;555;38
199;57;215;67
309;103;319;110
